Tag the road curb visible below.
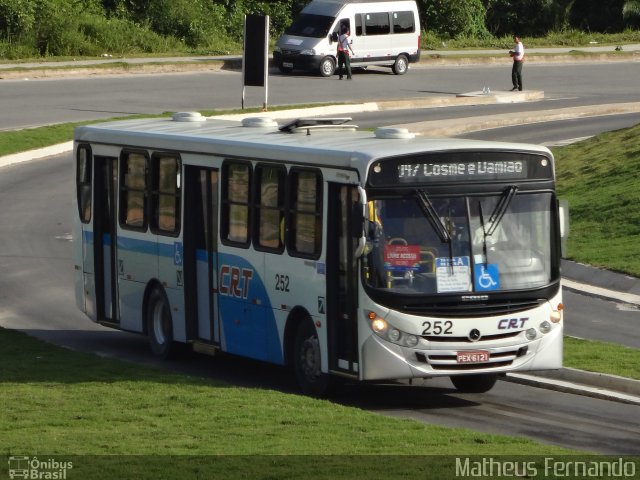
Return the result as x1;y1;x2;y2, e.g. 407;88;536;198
503;369;640;406
0;141;73;169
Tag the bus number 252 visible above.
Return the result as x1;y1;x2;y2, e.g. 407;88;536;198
275;274;290;292
422;320;453;335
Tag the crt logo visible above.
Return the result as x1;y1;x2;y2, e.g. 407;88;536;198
219;265;253;299
498;317;528;329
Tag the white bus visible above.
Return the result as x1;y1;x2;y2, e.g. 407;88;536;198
72;114;566;395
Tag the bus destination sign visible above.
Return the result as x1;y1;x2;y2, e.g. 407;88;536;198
398;159;528;183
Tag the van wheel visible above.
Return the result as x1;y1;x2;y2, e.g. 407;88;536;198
319;57;336;77
392;54;409;75
450;374;498;393
293;319;332;396
146;287;174;359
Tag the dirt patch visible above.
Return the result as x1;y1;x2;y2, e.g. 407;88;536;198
0;60;235;80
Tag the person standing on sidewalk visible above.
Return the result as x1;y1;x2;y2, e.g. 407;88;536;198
337;24;354;80
509;35;525;91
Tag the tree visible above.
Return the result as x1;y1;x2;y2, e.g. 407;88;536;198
420;0;490;38
623;0;640;26
0;0;35;40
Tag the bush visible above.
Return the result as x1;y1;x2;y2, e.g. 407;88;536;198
78;15;183;55
0;0;35;40
420;0;491;39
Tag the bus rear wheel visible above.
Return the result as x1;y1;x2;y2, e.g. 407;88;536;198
293;320;332;396
146;287;174;359
450;373;498;393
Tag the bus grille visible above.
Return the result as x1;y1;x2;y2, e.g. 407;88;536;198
422;331;520;343
403;299;544;318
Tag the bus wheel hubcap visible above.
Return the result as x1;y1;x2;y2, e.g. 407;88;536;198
301;337;321;380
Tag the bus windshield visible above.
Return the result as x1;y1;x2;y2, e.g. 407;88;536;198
363;192;554;295
285;14;335;38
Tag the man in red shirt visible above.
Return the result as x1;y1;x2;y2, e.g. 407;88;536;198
337;25;355;80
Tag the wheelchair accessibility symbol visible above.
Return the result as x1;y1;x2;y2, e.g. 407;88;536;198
474;264;499;291
174;242;183;267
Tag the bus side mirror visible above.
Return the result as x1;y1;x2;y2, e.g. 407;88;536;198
558;199;569;257
354;186;367;258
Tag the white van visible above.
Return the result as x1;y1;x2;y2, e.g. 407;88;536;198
273;0;421;77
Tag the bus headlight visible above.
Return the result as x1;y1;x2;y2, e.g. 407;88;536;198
525;328;537;340
539;321;552;334
404;335;419;347
388;328;401;342
300;49;316;55
367;311;420;348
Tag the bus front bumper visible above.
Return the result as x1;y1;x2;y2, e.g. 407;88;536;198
360;326;563;381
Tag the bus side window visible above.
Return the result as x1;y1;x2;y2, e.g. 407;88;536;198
254;164;285;252
288;169;322;258
152;154;181;235
76;145;92;223
222;162;252;246
120;151;148;231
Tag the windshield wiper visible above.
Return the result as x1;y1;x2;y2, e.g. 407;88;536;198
486;185;518;236
415;189;450;243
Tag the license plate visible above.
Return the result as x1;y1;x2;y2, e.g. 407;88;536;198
456;350;490;364
283;62;293;68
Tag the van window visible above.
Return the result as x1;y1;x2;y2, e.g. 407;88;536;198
355;14;362;36
392;11;415;34
364;12;390;35
285;14;334;38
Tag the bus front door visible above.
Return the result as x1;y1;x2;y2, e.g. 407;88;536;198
326;183;359;377
184;167;220;345
93;156;118;324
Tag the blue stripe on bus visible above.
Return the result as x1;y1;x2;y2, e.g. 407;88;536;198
117;236;158;256
83;230;94;244
84;233;284;365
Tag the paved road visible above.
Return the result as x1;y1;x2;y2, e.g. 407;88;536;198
1;58;640;131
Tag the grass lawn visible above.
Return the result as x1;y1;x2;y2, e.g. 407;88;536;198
564;336;640;380
1;327;593;480
553;122;640;277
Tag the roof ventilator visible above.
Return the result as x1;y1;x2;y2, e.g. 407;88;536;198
172;112;207;122
374;127;415;139
279;117;357;134
241;117;279;128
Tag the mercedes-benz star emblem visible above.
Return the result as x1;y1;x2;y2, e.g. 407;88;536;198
468;329;482;342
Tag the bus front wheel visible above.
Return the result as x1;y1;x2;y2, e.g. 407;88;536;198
450;373;498;393
146;287;174;359
293;320;332;396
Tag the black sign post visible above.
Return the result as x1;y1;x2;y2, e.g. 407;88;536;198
242;14;269;110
